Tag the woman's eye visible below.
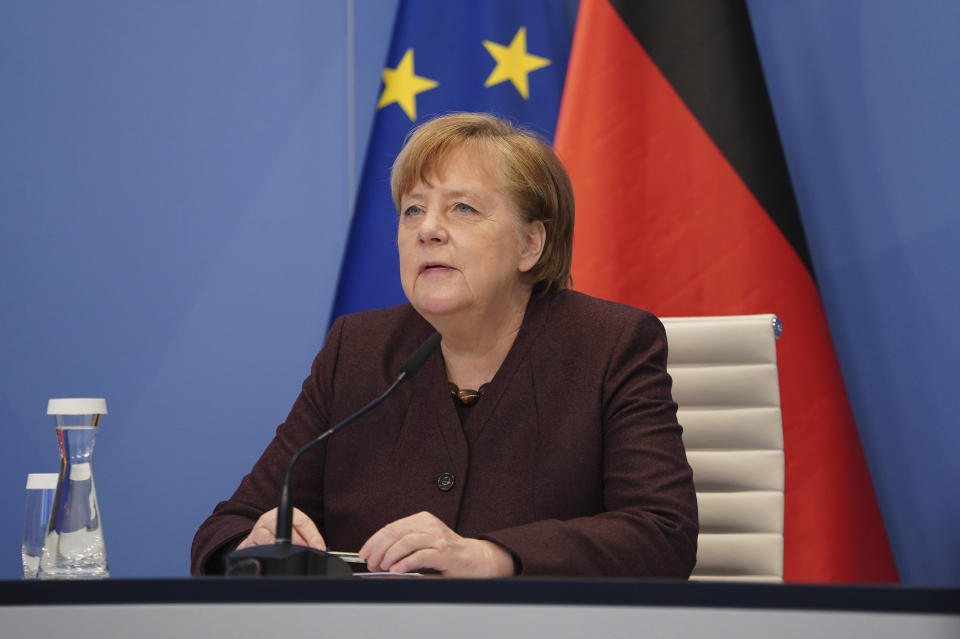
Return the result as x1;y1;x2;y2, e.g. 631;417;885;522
403;205;423;216
455;203;476;213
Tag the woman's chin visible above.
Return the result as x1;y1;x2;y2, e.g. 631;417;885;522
411;294;468;319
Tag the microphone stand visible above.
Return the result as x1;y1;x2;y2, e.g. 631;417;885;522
225;332;441;577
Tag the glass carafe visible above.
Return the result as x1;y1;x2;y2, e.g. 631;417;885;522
38;398;109;579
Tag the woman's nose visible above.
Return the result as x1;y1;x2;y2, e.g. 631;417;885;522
417;210;448;244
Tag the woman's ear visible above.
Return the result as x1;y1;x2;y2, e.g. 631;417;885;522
518;220;546;273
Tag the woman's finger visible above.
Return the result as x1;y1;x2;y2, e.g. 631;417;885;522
360;512;453;571
389;547;442;574
377;531;440;572
236;507;326;551
359;519;404;569
236;508;279;549
360;513;432;569
291;507;327;550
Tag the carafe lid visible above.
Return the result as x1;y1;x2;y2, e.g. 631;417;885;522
47;398;107;415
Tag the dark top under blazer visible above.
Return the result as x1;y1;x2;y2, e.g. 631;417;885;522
191;290;699;577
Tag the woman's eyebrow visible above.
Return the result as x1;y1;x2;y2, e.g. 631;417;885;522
401;187;425;202
440;187;490;202
402;184;491;204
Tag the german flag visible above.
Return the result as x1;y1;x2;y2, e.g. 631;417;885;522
555;0;898;582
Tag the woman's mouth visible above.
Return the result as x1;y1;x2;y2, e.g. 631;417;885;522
419;262;454;274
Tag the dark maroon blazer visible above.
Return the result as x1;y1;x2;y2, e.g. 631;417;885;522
191;290;698;577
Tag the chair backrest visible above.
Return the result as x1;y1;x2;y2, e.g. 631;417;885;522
660;314;784;582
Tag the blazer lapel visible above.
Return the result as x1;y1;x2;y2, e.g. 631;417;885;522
418;348;469;474
462;293;552;445
387;344;469;528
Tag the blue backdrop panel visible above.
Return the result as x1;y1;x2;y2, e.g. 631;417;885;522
0;1;353;577
749;0;960;585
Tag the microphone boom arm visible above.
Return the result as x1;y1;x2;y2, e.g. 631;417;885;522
274;372;406;544
225;332;441;577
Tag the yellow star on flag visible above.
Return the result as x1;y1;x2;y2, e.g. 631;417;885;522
377;48;439;121
482;27;551;99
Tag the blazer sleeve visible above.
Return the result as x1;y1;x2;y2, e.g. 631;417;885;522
189;318;344;575
479;312;699;578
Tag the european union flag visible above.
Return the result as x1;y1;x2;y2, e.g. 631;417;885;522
331;0;578;321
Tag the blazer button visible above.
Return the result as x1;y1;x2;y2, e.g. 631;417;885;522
436;472;455;492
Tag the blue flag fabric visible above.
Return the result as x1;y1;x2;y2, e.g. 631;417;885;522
331;0;578;322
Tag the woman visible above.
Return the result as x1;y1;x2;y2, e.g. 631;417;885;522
191;113;698;577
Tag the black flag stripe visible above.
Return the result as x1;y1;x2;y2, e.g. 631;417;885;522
609;0;814;276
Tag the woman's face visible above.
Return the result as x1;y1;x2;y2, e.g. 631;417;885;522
397;147;543;322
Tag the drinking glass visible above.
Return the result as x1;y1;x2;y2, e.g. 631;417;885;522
22;473;58;579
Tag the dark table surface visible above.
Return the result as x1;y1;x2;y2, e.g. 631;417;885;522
3;577;958;614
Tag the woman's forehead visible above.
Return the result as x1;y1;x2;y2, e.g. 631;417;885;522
407;144;505;195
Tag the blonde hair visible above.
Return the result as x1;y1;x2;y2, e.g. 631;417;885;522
391;112;574;294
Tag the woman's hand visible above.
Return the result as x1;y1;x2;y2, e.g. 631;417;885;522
235;507;326;551
358;511;515;577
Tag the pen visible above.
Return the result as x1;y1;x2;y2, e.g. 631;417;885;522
327;551;366;564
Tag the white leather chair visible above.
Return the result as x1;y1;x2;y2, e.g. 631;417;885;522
660;314;784;582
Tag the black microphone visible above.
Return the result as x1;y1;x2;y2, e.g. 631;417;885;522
225;331;441;577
